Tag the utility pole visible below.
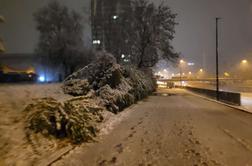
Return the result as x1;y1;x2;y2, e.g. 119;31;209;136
180;65;182;86
216;17;220;101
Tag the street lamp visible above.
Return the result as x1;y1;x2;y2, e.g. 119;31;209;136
224;72;230;77
240;59;249;79
216;17;221;101
179;59;185;86
242;59;248;64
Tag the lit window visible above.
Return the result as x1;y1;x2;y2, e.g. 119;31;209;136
93;40;101;45
113;15;118;20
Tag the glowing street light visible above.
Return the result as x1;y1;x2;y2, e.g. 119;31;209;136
180;59;185;64
224;72;230;77
199;68;203;72
188;71;192;75
242;59;248;64
179;59;185;86
113;15;118;20
187;62;195;66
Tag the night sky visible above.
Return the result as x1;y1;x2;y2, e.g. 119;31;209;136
1;0;252;74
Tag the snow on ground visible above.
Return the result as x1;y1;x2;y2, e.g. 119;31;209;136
0;83;135;165
0;83;72;165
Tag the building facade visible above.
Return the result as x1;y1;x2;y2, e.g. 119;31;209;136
91;0;131;57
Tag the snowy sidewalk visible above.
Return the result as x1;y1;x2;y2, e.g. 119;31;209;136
241;93;252;113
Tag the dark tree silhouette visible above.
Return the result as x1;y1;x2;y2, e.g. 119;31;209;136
34;1;88;77
99;0;178;68
129;0;179;68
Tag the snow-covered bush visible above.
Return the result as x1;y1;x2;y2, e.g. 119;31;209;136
25;96;104;143
64;52;124;90
63;79;90;96
63;51;156;113
25;51;156;144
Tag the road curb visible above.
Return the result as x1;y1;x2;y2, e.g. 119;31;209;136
186;90;252;114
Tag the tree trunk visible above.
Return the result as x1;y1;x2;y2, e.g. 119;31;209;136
63;64;69;79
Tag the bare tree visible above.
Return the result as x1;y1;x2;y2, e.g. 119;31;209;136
128;0;179;68
97;0;178;68
34;1;88;77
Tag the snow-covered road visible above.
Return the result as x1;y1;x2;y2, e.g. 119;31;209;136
54;88;252;166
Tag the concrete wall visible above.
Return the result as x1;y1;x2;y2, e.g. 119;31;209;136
186;86;241;106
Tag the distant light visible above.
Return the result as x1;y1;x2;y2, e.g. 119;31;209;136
93;40;101;45
124;59;129;62
163;69;167;72
188;72;192;75
180;59;185;64
182;81;187;87
199;69;203;72
242;59;248;64
39;76;45;82
224;72;230;77
28;74;32;78
121;54;125;58
182;73;185;76
187;62;195;66
113;15;118;20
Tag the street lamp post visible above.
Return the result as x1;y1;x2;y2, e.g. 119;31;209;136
179;60;184;87
216;17;221;101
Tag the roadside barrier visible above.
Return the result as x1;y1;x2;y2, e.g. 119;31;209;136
186;86;241;106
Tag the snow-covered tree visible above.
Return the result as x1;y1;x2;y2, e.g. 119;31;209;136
129;0;179;68
34;1;88;77
100;0;178;68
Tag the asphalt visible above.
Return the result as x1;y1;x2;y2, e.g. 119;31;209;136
54;88;252;166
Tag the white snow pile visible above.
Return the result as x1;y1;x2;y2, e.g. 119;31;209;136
63;52;156;113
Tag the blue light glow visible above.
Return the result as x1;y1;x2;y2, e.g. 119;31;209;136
38;76;45;82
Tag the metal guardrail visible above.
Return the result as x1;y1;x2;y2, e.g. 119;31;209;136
158;78;252;82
